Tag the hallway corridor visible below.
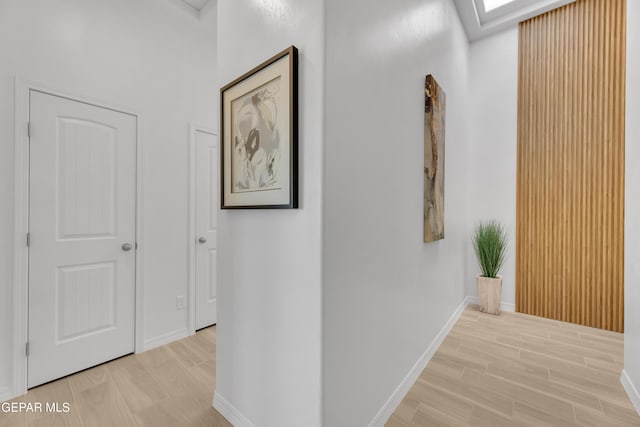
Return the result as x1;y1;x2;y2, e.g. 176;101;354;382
388;306;640;426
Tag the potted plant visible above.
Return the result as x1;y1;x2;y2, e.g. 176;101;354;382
472;221;508;315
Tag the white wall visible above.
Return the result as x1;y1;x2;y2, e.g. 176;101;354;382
624;0;640;412
466;28;519;304
466;13;640;412
215;1;324;426
322;0;470;425
0;0;217;396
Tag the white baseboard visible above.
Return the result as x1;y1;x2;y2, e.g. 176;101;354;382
501;302;516;312
0;386;13;403
213;391;256;427
467;296;515;312
142;328;189;352
368;296;472;427
621;369;640;416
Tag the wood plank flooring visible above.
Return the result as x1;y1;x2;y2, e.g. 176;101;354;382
388;305;640;426
1;326;231;427
3;309;639;426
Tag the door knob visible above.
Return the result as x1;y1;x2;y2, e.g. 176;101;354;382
198;237;207;244
122;243;133;252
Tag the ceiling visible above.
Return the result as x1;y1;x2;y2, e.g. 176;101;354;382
172;0;573;38
453;0;576;41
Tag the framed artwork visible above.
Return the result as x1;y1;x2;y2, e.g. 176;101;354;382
220;46;299;209
424;74;445;242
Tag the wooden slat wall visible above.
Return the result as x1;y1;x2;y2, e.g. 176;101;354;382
516;0;626;332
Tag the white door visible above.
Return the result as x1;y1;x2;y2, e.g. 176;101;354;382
195;130;218;329
28;91;137;388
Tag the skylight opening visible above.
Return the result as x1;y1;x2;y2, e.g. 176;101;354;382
483;0;517;12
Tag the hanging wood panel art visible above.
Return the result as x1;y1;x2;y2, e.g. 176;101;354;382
424;74;446;243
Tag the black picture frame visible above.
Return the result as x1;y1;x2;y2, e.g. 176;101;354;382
220;46;299;209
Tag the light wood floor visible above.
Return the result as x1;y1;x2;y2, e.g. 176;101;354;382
3;308;640;427
1;326;231;427
388;305;640;427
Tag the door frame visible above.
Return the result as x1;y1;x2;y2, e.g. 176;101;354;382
12;78;145;398
187;122;217;335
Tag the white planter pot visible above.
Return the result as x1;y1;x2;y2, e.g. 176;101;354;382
476;275;502;315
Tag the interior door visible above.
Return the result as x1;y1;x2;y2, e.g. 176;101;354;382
195;130;218;329
28;90;137;388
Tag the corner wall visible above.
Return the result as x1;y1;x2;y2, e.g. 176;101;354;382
215;1;324;426
623;0;640;414
464;5;640;412
0;0;217;398
322;0;471;425
466;28;519;305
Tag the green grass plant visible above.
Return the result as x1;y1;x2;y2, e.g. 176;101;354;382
473;221;508;279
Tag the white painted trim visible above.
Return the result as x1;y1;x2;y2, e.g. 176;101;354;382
213;391;256;427
368;296;473;427
0;386;12;403
134;108;145;355
501;302;516;312
12;78;30;401
11;78;145;400
188;123;217;335
143;328;190;352
466;296;516;312
621;370;640;416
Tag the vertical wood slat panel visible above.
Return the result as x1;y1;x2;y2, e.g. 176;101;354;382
516;0;626;332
